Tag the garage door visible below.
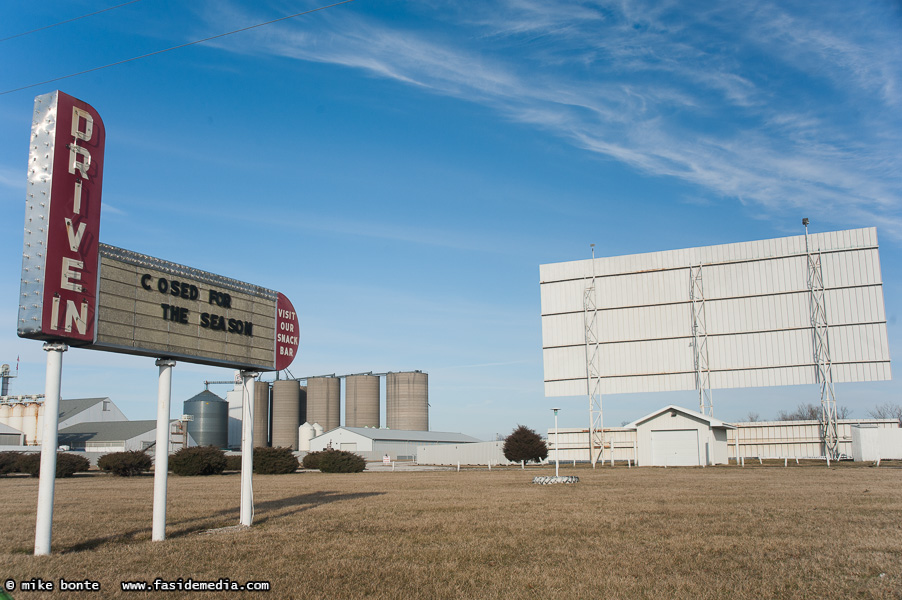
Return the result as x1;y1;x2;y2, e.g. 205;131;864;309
651;429;700;466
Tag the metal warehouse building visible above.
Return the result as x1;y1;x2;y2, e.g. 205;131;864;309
547;409;900;465
57;420;189;453
309;427;479;461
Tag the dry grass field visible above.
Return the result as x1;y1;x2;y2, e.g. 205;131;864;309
2;463;901;599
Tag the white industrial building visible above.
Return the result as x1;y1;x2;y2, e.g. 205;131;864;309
0;396;191;456
547;410;901;465
851;425;902;461
309;427;479;461
0;397;128;447
628;406;734;466
545;405;734;467
417;441;515;466
57;420;189;453
0;422;25;445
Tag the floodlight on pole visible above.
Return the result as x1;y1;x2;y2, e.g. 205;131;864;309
551;408;560;477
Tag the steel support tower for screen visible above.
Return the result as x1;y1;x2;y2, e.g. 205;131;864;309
690;265;713;416
804;221;839;460
584;245;604;467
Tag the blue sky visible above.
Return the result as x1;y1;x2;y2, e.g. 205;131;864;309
1;0;900;440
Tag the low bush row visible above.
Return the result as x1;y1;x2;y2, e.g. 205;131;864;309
0;447;364;477
302;449;365;473
169;446;300;476
0;451;91;478
98;451;152;477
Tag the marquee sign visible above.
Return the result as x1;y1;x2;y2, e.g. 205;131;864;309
18;91;105;344
17;91;299;371
92;245;297;371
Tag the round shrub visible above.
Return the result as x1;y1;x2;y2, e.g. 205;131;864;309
0;452;22;475
98;451;152;477
17;452;91;478
169;446;226;476
253;447;299;474
317;449;366;473
225;454;243;471
301;450;325;470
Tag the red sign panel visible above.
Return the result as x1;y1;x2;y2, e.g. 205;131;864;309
275;293;299;370
19;91;105;344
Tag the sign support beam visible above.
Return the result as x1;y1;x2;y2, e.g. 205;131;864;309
34;341;67;556
239;371;258;526
152;358;176;542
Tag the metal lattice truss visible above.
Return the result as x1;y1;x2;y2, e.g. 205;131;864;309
805;229;839;460
689;265;714;416
584;246;604;467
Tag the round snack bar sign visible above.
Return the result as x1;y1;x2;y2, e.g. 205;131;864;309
275;293;299;370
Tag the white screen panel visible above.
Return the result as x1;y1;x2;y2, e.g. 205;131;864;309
541;228;891;397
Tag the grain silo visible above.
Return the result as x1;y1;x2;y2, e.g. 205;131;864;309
345;374;380;428
298;422;315;451
386;371;428;431
299;385;308;426
307;377;340;432
271;380;301;450
184;391;228;448
253;381;271;447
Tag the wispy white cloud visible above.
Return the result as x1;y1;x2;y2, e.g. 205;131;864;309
204;0;901;237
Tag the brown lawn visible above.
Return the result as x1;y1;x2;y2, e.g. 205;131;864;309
1;463;900;599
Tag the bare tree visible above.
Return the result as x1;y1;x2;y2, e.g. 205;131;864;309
776;403;851;421
867;403;902;421
746;412;760;422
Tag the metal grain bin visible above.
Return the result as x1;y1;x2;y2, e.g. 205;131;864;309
386;371;428;431
253;381;271;447
184;390;228;448
271;380;301;450
298;422;315;451
345;374;380;428
307;377;340;432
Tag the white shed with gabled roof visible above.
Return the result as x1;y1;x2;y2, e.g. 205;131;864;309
308;427;480;461
627;405;735;466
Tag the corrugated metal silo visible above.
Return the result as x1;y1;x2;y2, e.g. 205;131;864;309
184;391;228;448
345;374;380;428
307;377;340;432
386;371;428;431
253;381;271;447
271;380;301;450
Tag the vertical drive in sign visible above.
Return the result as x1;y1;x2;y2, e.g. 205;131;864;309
19;91;105;344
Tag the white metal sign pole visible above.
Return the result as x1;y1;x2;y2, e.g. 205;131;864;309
239;371;257;526
34;341;67;556
152;359;176;541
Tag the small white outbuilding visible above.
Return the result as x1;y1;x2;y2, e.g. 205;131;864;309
627;405;735;467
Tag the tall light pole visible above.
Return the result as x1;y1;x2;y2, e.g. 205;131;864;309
551;408;560;477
